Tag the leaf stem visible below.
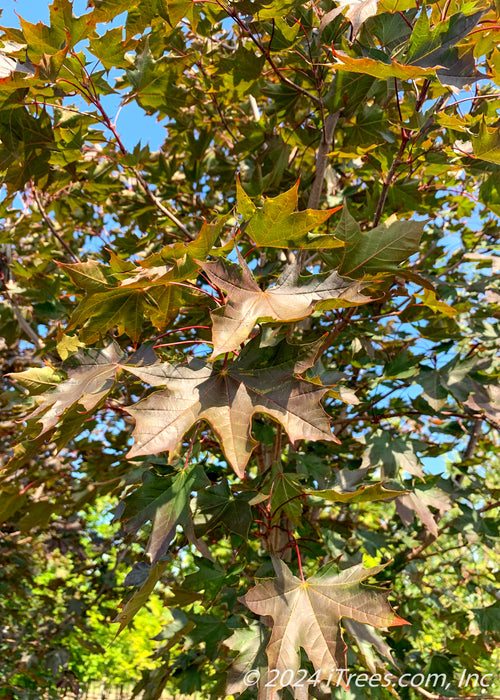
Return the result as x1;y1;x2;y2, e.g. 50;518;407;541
294;536;305;582
155;325;211;340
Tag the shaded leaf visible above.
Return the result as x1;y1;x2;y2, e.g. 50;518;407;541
224;622;270;696
124;336;338;477
122;465;209;564
362;431;425;479
320;0;379;39
464;385;500;425
406;9;485;67
185;612;230;658
327;205;424;278
344;619;396;673
396;488;451;537
194;480;253;538
15;342;123;434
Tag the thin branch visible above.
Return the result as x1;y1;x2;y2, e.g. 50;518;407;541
1;281;43;349
79;78;193;240
405;500;500;565
372;133;409;227
219;1;321;105
32;187;81;262
317;307;356;356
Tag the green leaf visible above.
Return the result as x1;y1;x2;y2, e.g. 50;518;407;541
185;612;230;659
224;622;270;695
194;481;253;538
344;619;396;673
472;121;500;165
237;180;340;248
58;260;115;292
8;365;62;395
119;39;189;116
88;27;135;71
141;213;230;281
405;9;485;87
362;430;425;479
396;487;451;537
262;466;305;525
406;9;485;67
414;290;457;317
183;559;227;597
67;287;145;343
164;0;194;28
88;0;134;23
122;464;209;564
330;50;436;80
308;481;407;505
112;560;168;636
327;205;424;278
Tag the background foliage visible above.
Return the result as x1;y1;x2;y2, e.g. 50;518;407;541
0;0;499;698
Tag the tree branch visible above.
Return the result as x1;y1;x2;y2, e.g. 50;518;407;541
32;187;81;263
308;111;340;209
372;133;409;227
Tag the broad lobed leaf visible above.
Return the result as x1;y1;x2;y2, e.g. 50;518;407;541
241;557;408;691
124;335;339;477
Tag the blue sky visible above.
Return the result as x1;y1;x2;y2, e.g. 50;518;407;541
1;0;167;151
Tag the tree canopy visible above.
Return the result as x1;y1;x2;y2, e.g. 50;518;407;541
0;1;499;698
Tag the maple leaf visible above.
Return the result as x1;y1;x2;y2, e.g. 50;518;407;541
322;205;424;278
330;50;436;80
343;619;397;673
236;179;341;248
464;384;500;426
472;120;500;165
396;488;451;537
224;622;270;696
320;0;379;39
59;217;227;342
13;342;124;434
124;336;338;477
137;213;231;282
200;249;367;357
241;557;407;691
308;481;407;505
121;464;209;564
112;560;168;636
